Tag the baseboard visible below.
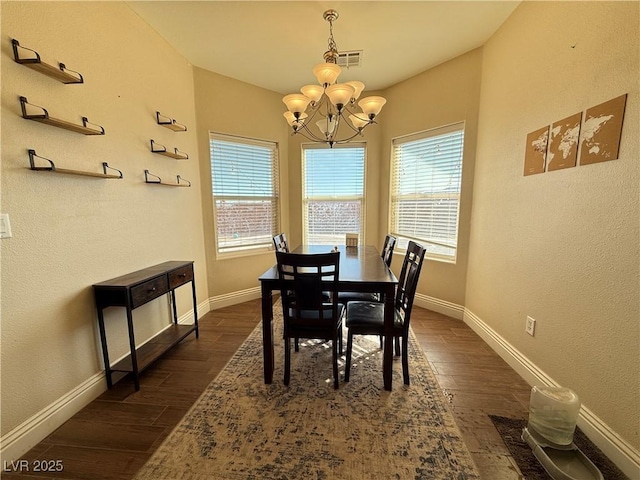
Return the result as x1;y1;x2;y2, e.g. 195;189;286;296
0;372;106;465
1;299;211;464
5;291;637;479
463;307;640;479
209;287;261;310
414;293;464;320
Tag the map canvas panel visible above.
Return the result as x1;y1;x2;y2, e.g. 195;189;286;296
579;94;627;166
547;112;582;171
524;126;549;176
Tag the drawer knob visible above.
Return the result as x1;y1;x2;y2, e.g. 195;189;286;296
179;273;186;278
148;287;156;292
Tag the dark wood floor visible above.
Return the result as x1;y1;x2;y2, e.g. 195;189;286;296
2;299;532;480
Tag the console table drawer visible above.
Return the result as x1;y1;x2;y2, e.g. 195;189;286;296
131;276;169;308
169;264;193;289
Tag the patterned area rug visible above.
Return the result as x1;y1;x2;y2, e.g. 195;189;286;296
134;305;480;480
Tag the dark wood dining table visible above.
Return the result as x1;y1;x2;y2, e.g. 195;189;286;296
258;244;399;390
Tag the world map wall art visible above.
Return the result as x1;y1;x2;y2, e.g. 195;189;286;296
523;93;627;176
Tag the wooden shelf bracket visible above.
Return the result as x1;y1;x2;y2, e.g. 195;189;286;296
144;169;191;187
150;139;188;160
156;111;187;132
28;149;123;178
12;39;84;84
20;96;105;135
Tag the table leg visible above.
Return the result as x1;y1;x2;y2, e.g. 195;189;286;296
261;283;274;384
383;284;395;391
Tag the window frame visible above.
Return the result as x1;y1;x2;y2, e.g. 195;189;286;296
209;132;280;259
389;122;465;264
301;143;367;246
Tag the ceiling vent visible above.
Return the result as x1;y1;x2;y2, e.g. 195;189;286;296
337;50;362;68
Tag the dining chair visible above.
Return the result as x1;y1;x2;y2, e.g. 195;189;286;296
344;240;426;385
337;234;397;305
276;251;344;389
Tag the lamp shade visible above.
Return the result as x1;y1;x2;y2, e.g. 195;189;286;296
349;114;370;129
284;111;307;126
358;96;387;117
325;83;356;108
300;85;324;103
345;81;365;100
283;94;311;115
316;117;337;136
312;62;342;86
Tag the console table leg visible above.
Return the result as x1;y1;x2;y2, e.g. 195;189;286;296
125;308;140;391
97;308;112;388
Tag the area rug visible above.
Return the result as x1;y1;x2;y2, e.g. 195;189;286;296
134;305;480;480
489;415;629;479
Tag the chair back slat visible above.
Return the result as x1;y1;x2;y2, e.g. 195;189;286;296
381;234;397;267
394;241;426;333
272;233;289;253
276;251;340;324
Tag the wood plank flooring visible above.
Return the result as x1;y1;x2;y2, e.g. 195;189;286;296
2;300;532;479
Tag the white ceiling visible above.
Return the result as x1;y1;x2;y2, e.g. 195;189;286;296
127;1;520;95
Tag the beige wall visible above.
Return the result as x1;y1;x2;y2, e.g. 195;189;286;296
1;2;207;435
468;1;639;451
192;67;290;298
379;48;483;305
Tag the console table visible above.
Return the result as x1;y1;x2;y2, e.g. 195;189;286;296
93;261;199;390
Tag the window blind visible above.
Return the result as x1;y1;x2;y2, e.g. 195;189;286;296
390;123;464;262
210;133;279;254
303;144;365;245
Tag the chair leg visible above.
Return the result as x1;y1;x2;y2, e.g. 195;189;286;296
332;337;339;389
284;337;291;386
401;334;410;385
339;325;343;355
294;337;299;352
379;335;383;349
395;336;401;357
345;331;354;382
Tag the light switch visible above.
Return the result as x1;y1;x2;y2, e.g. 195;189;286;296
0;213;12;238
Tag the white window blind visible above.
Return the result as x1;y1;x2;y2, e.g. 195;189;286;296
210;133;279;255
390;123;464;262
303;144;365;245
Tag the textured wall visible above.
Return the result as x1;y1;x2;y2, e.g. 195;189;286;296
467;2;639;448
1;2;207;434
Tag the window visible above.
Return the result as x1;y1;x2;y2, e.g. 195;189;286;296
209;133;279;256
390;123;464;262
303;144;365;245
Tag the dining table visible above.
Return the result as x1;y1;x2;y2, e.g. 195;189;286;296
258;244;399;390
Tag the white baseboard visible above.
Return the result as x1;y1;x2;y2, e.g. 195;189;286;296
463;307;640;479
4;291;637;479
0;372;106;465
414;293;464;320
1;299;211;464
209;286;261;310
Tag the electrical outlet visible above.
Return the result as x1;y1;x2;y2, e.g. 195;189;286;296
526;316;536;336
0;213;12;239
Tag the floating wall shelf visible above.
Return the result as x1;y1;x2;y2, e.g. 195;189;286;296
12;39;84;84
150;139;188;159
144;170;191;187
20;97;105;135
156;111;187;132
28;149;122;179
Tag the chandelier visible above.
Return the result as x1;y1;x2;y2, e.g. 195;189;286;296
282;9;387;148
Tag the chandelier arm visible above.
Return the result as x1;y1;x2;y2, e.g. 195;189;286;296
294;122;328;143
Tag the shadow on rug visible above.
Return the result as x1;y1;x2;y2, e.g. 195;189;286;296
134;308;480;480
489;415;629;480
